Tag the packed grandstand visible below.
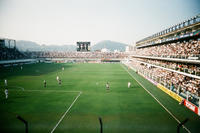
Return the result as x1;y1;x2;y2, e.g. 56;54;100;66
27;51;127;59
127;14;200;111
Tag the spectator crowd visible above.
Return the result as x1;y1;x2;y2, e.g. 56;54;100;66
0;47;27;60
134;39;200;59
28;51;127;59
130;60;200;97
137;58;200;76
130;38;200;105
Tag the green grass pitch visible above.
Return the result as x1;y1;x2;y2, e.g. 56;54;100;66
0;63;199;133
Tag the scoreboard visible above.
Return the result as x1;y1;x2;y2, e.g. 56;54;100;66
77;42;90;52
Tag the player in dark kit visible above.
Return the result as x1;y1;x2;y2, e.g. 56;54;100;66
44;80;47;87
59;79;62;85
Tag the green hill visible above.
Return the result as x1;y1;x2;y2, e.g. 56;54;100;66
16;40;128;52
16;40;76;51
91;40;129;52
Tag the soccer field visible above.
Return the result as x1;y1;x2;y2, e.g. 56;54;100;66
0;63;199;133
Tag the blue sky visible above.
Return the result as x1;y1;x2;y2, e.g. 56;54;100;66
0;0;199;45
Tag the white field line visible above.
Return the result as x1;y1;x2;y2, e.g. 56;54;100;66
5;86;81;93
2;85;82;133
22;90;81;93
121;64;191;133
0;86;25;90
50;91;82;133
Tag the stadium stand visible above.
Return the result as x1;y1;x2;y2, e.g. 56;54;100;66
26;51;127;63
28;51;126;59
0;47;27;60
129;14;200;108
0;38;28;60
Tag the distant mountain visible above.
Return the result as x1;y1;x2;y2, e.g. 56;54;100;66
40;45;76;52
91;40;128;52
16;40;41;51
16;40;128;52
16;40;76;51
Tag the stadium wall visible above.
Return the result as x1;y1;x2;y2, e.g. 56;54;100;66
184;100;199;115
123;62;200;116
157;84;183;102
199;107;200;116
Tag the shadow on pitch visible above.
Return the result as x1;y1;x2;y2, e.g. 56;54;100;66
0;63;73;79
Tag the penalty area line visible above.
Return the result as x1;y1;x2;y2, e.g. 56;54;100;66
121;64;191;133
1;86;81;93
22;90;81;93
50;91;82;133
9;88;81;93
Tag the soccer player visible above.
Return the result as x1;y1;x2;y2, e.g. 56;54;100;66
62;67;64;71
128;82;131;88
4;79;7;86
21;66;23;70
44;80;47;87
59;79;62;85
5;88;8;99
106;82;110;90
56;76;59;82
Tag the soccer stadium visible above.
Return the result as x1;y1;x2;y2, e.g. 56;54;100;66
0;1;200;133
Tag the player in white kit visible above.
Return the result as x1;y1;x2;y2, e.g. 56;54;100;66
5;88;8;99
56;76;59;82
128;82;131;88
106;82;110;90
5;79;7;86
